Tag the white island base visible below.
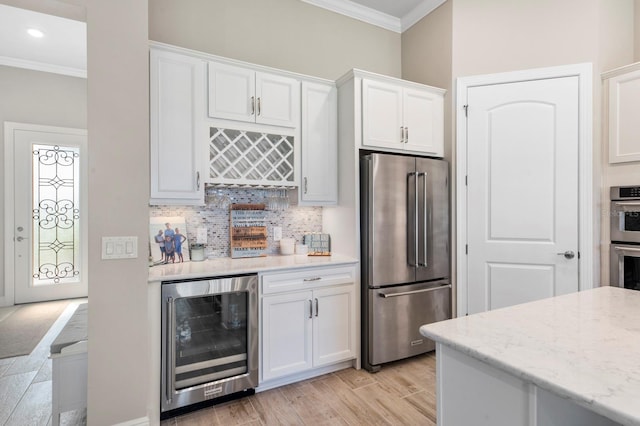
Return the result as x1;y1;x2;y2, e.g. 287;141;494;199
421;287;640;426
436;343;618;426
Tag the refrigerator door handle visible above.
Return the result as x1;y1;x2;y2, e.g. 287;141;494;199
418;172;428;267
407;172;418;267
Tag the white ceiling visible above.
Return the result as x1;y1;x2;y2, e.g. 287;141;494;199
301;0;446;33
0;4;86;78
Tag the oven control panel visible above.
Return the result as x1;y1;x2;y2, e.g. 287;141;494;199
611;186;640;200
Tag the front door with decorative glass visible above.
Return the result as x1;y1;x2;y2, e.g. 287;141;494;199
5;123;88;305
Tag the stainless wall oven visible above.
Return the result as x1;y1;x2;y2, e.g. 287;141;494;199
161;274;258;418
610;186;640;290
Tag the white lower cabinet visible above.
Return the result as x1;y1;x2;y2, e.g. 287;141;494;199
260;265;356;383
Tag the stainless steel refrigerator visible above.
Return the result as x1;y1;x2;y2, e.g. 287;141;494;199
360;152;451;372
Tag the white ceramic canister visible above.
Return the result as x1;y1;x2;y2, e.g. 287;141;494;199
190;243;205;261
280;238;295;255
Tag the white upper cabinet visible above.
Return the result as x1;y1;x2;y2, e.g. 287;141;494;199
361;75;445;157
300;81;338;205
208;61;300;128
150;48;205;205
605;64;640;163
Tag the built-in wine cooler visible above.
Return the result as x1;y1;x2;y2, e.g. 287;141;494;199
161;274;258;418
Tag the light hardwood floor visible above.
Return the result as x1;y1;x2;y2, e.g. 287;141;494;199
1;301;437;426
162;353;437;426
0;299;87;426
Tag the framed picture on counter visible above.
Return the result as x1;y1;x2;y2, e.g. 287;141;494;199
149;216;191;265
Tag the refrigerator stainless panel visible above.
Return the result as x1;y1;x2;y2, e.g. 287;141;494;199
416;157;449;282
369;281;451;366
361;153;416;287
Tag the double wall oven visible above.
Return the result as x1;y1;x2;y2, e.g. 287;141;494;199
161;274;258;418
610;186;640;290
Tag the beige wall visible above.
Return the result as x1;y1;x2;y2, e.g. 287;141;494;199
402;0;635;296
149;0;401;81
86;0;150;424
0;65;87;302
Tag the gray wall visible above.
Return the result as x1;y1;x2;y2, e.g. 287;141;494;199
149;0;402;80
0;65;87;302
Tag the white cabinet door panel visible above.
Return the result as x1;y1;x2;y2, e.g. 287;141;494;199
362;79;404;150
312;285;356;367
300;82;337;204
609;68;640;163
208;62;255;123
150;49;204;203
262;291;313;381
403;88;443;156
256;72;299;127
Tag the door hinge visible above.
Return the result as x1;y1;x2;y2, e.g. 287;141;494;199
465;244;468;255
463;104;469;117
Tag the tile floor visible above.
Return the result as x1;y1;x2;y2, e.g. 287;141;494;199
0;299;87;426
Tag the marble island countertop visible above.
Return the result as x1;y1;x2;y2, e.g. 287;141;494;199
148;253;358;282
420;286;640;425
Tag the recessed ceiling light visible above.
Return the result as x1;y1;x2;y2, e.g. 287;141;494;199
27;28;44;38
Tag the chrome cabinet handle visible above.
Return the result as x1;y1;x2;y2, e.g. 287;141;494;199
315;298;319;317
251;96;255;115
401;127;405;143
405;127;409;143
557;250;575;259
309;300;313;319
196;171;200;191
257;97;261;116
304;177;308;194
303;277;321;282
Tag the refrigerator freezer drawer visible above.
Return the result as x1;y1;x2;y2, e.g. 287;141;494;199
369;282;451;366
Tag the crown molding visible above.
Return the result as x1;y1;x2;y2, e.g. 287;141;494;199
0;56;86;78
401;0;447;32
301;0;401;33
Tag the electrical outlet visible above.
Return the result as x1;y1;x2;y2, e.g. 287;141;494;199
273;226;282;241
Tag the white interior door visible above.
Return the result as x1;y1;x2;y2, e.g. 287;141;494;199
5;123;88;304
465;76;579;314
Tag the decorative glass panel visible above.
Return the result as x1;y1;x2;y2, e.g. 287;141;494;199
32;144;80;285
208;127;295;187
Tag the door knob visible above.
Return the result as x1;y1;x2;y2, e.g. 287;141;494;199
16;236;28;242
557;250;575;259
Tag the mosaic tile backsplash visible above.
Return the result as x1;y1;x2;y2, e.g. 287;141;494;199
150;187;323;259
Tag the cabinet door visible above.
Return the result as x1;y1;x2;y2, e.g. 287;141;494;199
312;285;356;367
362;79;404;150
300;82;337;204
403;87;444;156
208;62;256;123
150;49;205;204
262;291;313;381
255;72;300;127
609;69;640;163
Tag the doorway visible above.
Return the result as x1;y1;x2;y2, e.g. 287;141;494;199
5;122;88;304
456;63;594;316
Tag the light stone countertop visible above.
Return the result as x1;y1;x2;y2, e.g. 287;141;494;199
420;286;640;426
148;253;358;282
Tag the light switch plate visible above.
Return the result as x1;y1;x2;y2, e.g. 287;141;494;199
273;227;282;242
102;236;138;259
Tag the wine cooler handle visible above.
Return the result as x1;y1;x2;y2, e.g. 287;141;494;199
166;297;175;405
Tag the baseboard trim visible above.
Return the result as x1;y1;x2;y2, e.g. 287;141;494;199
113;416;150;426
